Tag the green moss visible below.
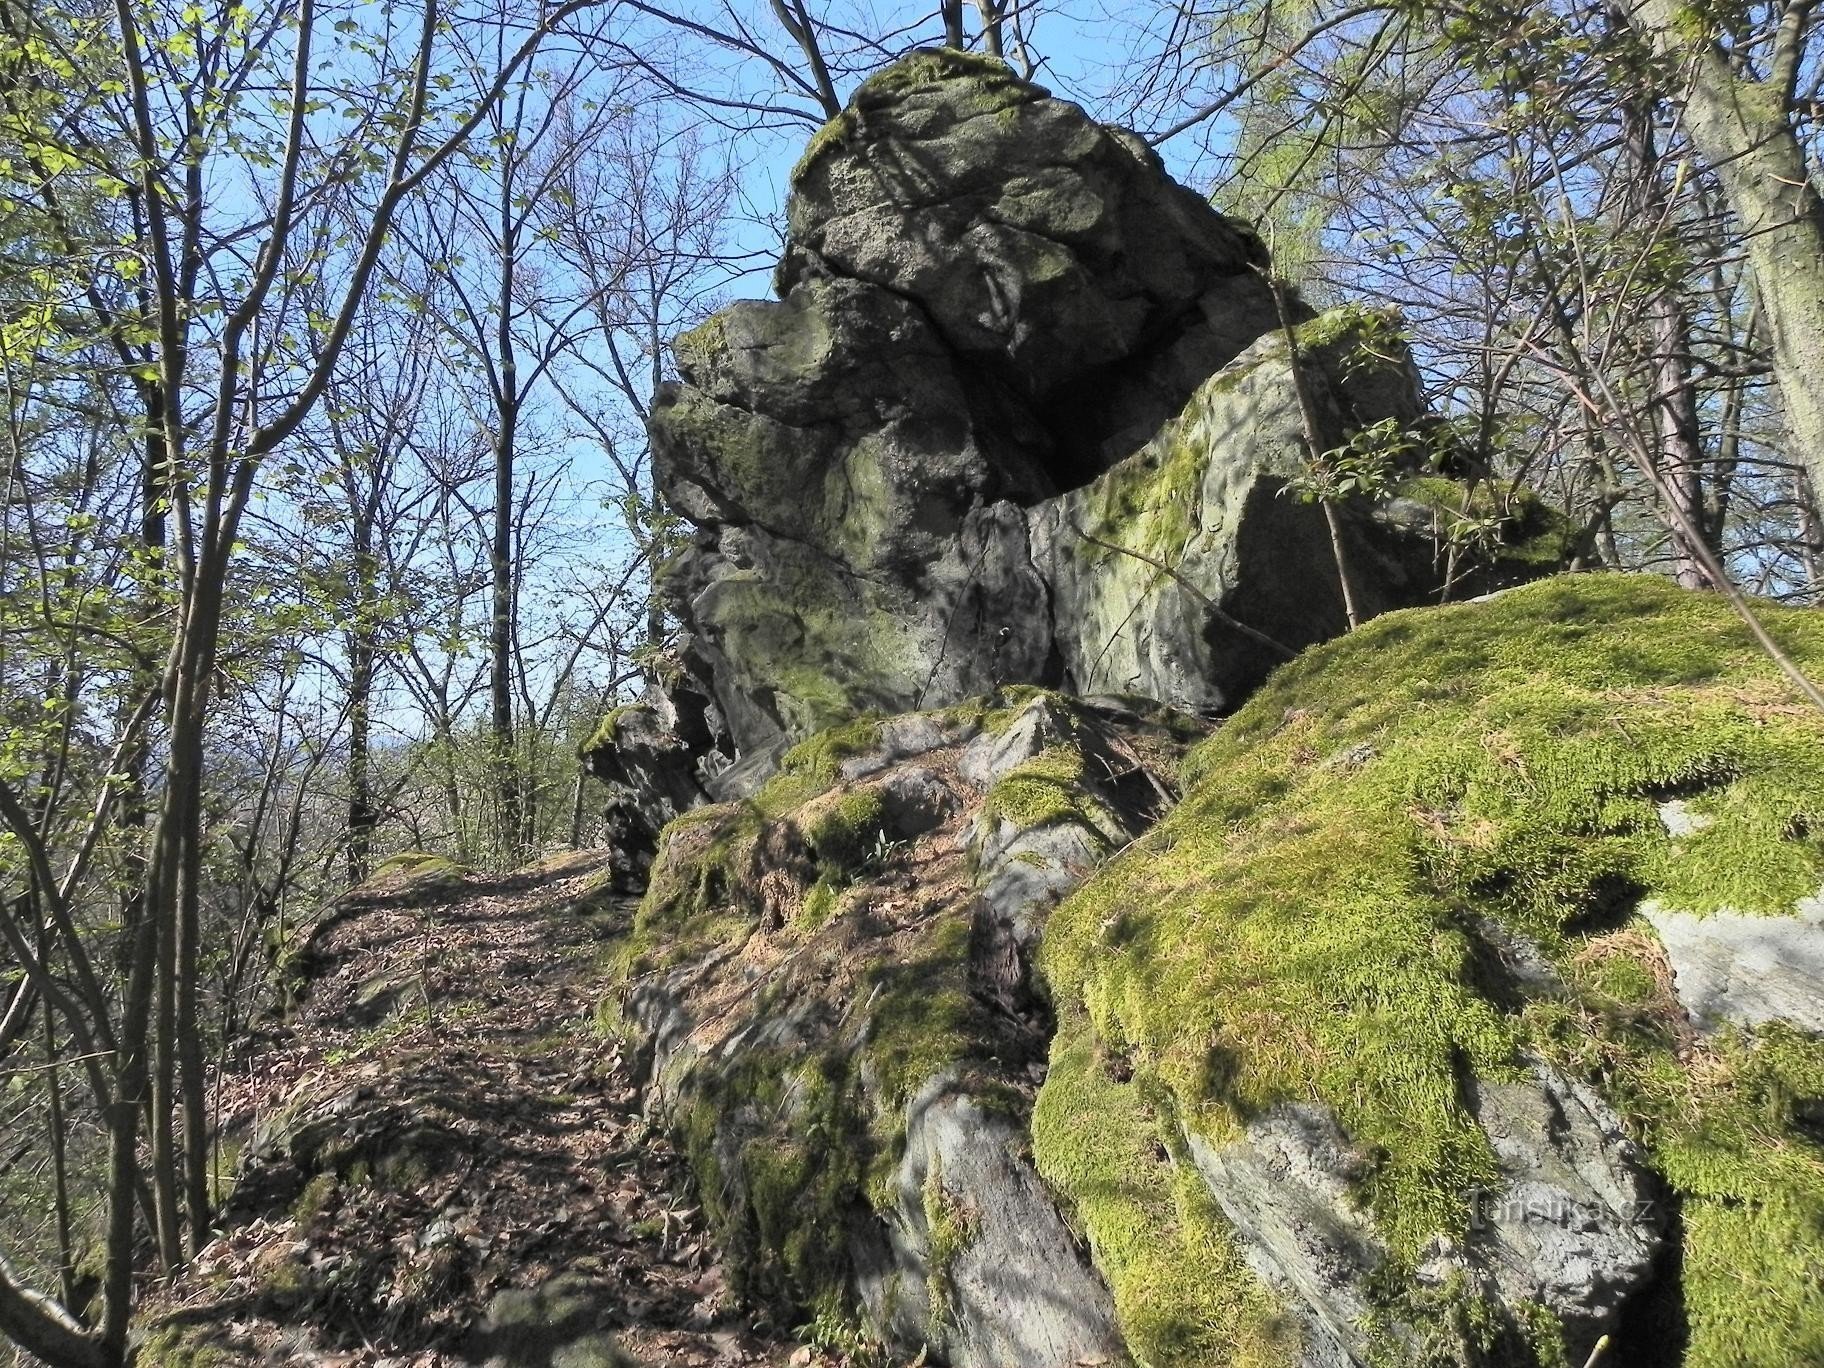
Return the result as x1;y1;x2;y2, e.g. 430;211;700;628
702;549;920;740
290;1172;338;1231
579;705;639;757
676;1043;871;1312
1032;1009;1297;1368
1041;573;1824;1364
852;48;1022;102
616;724;898;981
1395;475;1577;571
789;50;1035;185
655;392;802;523
979;745;1118;841
672;314;725;374
136;1322;231;1368
1069;417;1210;567
376;1150;431;1191
629;749;986;1325
790;109;857;185
859;914;976;1123
779;714;887;785
1291;302;1404;361
617;802;764;978
936;684;1059;737
259;1252;313;1304
371;850;465;883
922;1159;979;1326
1059;312;1401;576
797;877;843;931
803;787;888;877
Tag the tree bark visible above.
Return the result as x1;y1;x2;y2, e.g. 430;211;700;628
941;0;965;49
1632;0;1824;497
975;0;1004;55
0;1249;106;1368
1619;87;1717;586
491;206;523;866
346;524;378;886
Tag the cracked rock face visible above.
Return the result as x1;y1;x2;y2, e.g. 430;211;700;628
616;692;1198;1368
1185;1064;1663;1368
648;48;1559;784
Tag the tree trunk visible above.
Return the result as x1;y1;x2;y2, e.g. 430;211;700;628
1619;91;1717;587
491;181;522;866
491;413;520;866
0;1249;106;1368
346;524;378;885
975;0;1003;55
1632;0;1824;496
941;0;965;49
176;771;210;1254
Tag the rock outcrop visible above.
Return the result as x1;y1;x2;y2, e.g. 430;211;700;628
609;691;1197;1368
610;576;1824;1368
635;49;1569;797
567;44;1824;1368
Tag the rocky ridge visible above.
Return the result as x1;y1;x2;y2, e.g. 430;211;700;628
161;44;1824;1368
624;47;1568;846
607;577;1824;1368
583;58;1824;1363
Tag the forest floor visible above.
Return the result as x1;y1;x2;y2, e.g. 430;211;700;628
146;851;851;1368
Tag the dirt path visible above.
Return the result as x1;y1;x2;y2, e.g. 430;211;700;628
155;851;843;1368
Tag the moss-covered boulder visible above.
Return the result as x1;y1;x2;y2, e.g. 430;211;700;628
1038;574;1824;1366
610;691;1205;1366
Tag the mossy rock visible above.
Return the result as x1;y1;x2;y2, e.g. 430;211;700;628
363;850;467;896
1037;573;1824;1367
578;705;641;758
470;1275;640;1368
133;1316;241;1368
791;48;1036;185
613;696;1196;1364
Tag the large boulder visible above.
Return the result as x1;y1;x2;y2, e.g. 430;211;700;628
646;49;1570;784
1036;575;1824;1368
614;577;1824;1368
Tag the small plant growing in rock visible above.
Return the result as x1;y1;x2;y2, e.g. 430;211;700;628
1283;417;1411;508
864;826;909;872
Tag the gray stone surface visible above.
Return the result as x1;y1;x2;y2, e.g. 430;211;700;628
1184;1062;1662;1367
1030;330;1426;713
468;1276;638;1368
784;52;1276;477
956;696;1075;791
1646;895;1824;1033
840;711;977;781
857;1074;1130;1368
580;699;715;886
1185;1106;1388;1368
647;50;1554;783
1460;1062;1664;1358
